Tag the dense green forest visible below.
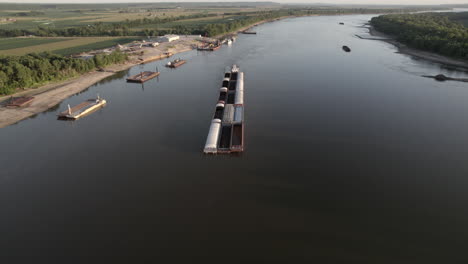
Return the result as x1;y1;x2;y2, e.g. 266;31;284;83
371;12;468;60
0;51;127;95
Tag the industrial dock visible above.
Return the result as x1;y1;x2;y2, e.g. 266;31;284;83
57;95;107;120
204;65;244;154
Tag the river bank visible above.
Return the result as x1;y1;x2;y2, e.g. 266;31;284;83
0;16;301;128
366;25;468;71
0;38;198;128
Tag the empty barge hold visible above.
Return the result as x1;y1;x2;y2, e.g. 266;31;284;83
203;64;244;154
58;95;106;120
126;71;160;83
6;96;34;107
231;124;244;152
166;58;186;68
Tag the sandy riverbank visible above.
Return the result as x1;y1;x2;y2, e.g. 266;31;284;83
0;37;198;128
366;25;468;70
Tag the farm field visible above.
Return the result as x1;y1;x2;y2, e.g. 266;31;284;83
0;37;139;56
0;37;67;50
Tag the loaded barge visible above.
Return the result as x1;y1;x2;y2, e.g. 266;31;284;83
126;70;160;83
58;95;106;120
204;65;244;154
197;42;222;51
165;58;186;68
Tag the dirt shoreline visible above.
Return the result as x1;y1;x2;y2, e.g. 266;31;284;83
367;25;468;70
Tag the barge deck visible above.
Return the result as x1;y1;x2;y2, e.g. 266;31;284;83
58;96;106;120
6;96;34;107
126;71;160;83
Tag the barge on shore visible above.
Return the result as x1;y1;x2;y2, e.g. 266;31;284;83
197;42;222;51
6;96;34;107
204;65;244;154
126;71;160;83
165;58;186;68
58;95;106;120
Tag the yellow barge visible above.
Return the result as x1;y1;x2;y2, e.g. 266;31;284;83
58;95;107;120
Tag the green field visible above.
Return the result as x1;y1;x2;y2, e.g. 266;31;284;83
0;37;67;50
53;37;139;55
0;37;139;56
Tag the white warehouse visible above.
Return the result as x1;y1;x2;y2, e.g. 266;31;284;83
156;34;180;42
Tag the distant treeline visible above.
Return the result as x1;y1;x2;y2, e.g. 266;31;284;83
0;8;437;38
0;51;127;95
371;12;468;60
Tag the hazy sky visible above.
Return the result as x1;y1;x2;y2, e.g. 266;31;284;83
0;0;466;5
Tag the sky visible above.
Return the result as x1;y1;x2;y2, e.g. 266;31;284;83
0;0;467;5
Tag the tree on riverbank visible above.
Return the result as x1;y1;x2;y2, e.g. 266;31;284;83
371;12;468;60
0;51;127;95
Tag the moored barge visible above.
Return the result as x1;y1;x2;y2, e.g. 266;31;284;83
6;96;34;107
165;58;186;68
58;95;106;120
197;42;222;51
126;71;160;83
204;65;245;154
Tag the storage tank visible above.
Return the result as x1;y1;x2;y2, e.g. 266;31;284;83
234;105;243;123
234;89;243;105
204;119;222;153
222;104;235;124
236;72;244;92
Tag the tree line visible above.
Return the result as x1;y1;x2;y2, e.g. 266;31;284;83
0;51;127;95
0;7;438;38
371;12;468;60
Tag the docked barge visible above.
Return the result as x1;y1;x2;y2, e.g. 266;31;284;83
6;96;34;107
197;42;222;51
58;95;106;120
204;65;244;154
126;71;160;83
166;58;186;68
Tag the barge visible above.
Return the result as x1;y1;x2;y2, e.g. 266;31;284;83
241;31;257;34
204;65;244;154
126;71;160;83
6;96;34;107
197;42;222;51
58;95;106;120
165;58;186;68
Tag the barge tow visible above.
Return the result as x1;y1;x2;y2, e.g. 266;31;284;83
204;65;244;154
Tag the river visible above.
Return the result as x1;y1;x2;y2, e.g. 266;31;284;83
1;14;468;263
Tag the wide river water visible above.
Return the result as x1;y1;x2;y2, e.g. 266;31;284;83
1;14;468;263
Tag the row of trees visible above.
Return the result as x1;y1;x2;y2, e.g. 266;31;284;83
371;12;468;60
0;7;439;38
0;51;127;95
